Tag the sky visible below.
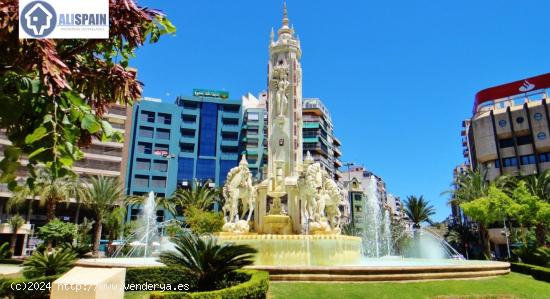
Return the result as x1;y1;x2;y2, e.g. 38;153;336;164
132;0;550;221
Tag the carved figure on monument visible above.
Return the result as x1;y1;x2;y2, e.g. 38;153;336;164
297;152;322;222
273;65;290;118
222;156;257;233
322;174;344;232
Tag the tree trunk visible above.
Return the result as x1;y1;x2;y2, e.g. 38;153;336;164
9;232;17;257
535;223;546;246
26;197;33;224
479;224;491;258
74;201;81;225
46;199;56;222
92;218;102;257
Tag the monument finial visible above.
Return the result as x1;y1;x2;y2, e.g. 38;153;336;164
282;1;289;27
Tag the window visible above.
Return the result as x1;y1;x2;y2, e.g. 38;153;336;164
158;113;172;125
181;114;196;123
516;116;524;124
180;143;194;153
181;129;195;138
355;206;362;213
136;158;150;170
134;175;149;187
247;112;259;121
495;159;500;169
177;157;194;180
198;103;218;156
516;135;533;146
499;138;514;148
224;105;240;113
153;160;168;172
498;119;507;127
221;132;238;141
140;111;155;122
222;118;239;126
247;125;259;135
139;126;154;138
220;160;238;183
534;112;544;121
137;142;152;154
503;157;518;168
540;152;550;163
537;132;547;141
520;154;536;165
152;176;166;188
156;128;170;140
221;146;238;153
154;144;169;154
196;158;216;181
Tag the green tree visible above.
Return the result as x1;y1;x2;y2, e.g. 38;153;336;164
7;214;24;257
159;233;257;291
184;206;224;235
172;180;221;212
523;169;550;245
22;249;77;279
509;181;550;245
461;185;514;256
34;168;76;222
78;175;125;256
0;0;175;188
403;195;436;229
6;179;40;223
103;206;126;256
36;219;77;247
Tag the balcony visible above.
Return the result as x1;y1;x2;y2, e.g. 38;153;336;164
221;139;239;147
334;158;343;167
333;136;342;146
222;111;241;119
333;146;342;157
179;136;195;144
222;124;241;132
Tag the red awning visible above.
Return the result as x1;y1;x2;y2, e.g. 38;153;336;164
474;73;550;113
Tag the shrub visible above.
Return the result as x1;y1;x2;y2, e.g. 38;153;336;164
125;266;197;291
36;219;77;247
0;275;60;299
22;249;77;278
511;262;550;283
149;270;269;299
0;242;12;259
159;233;257;291
184;207;224;235
60;242;91;258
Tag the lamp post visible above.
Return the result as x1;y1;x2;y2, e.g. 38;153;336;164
343;162;354;226
154;150;176;221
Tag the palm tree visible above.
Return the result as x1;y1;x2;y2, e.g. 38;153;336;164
125;193;177;219
6;182;40;224
403;195;436;229
159;233;257;291
22;249;77;278
7;215;24;257
172;179;221;212
102;206;126;256
79;175;125;256
34;168;75;222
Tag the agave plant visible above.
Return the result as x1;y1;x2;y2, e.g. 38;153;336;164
159;233;257;291
61;242;91;258
22;249;77;278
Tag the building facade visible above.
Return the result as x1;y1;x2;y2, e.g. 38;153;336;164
302;98;343;181
241;92;268;181
124;91;243;219
462;73;550;180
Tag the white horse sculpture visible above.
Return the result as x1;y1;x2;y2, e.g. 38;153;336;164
222;157;256;223
322;174;344;230
298;158;323;222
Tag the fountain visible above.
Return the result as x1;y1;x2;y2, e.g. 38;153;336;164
76;4;510;281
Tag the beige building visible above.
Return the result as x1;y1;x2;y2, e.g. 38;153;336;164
463;73;550;181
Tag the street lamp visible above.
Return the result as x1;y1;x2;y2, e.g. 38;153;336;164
343;162;354;226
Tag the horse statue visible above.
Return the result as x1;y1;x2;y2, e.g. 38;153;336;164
322;173;344;231
297;152;323;222
222;156;257;223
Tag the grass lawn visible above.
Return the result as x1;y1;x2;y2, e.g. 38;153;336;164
124;273;549;299
268;273;550;299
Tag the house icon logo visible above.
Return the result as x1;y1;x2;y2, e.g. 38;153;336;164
20;1;57;38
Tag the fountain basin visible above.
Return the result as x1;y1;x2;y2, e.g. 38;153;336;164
218;234;362;266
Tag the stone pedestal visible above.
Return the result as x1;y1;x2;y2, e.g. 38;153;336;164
51;266;125;299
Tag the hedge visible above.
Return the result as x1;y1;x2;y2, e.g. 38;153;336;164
149;270;269;299
511;262;550;283
125;266;198;291
0;275;60;299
